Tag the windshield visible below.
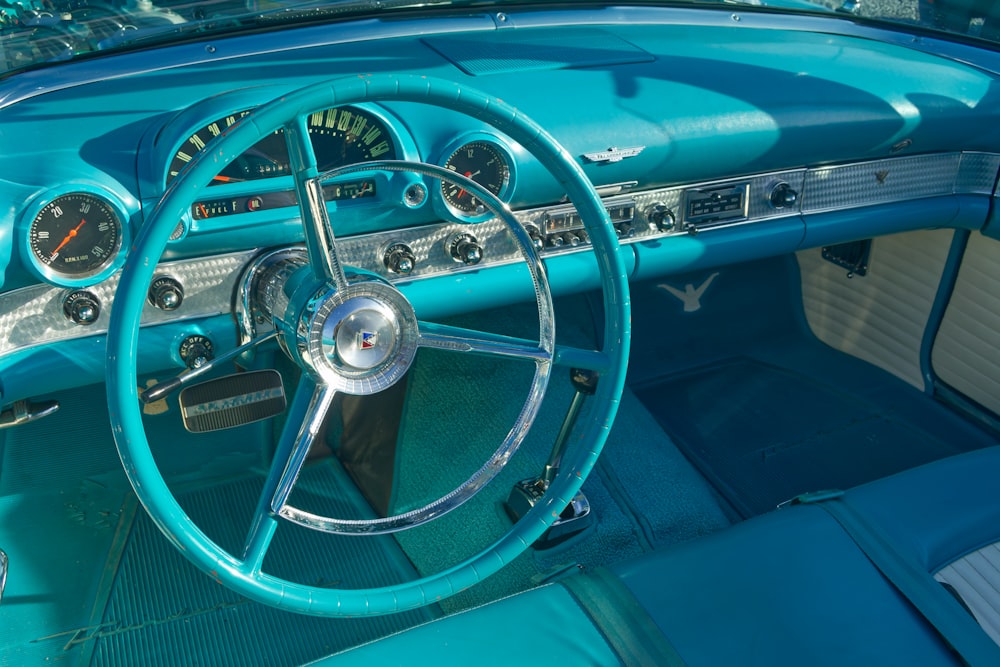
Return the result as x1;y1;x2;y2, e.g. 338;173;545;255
0;0;993;77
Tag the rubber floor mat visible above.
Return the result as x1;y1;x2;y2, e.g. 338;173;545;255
634;357;982;518
87;462;434;667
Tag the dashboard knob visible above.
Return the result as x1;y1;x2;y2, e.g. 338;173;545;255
562;232;582;247
179;335;214;369
524;224;545;252
149;276;184;311
769;182;798;209
63;290;101;326
449;233;483;265
383;243;416;275
645;203;676;231
615;223;635;238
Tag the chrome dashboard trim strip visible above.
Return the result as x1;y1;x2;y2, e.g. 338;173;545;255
1;151;996;360
0;250;256;357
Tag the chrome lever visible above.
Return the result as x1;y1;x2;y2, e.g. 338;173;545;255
505;368;597;547
0;399;60;430
0;549;7;604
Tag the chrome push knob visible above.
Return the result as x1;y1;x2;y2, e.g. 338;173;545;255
449;233;483;265
149;276;184;311
383;243;417;275
63;290;100;326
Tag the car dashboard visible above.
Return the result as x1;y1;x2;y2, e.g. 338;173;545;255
2;5;1000;406
6;0;1000;663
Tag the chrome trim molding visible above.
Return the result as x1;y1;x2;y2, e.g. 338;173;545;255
1;152;996;360
0;250;256;357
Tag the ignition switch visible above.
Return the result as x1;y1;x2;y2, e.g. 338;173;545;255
179;335;214;369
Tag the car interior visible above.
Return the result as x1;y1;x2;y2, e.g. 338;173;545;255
2;0;1000;664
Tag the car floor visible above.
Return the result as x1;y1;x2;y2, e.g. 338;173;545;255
1;254;997;665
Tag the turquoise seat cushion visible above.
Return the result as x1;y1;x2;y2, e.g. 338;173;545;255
315;583;622;666
612;504;962;666
843;446;1000;573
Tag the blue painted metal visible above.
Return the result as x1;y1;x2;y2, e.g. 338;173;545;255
921;230;971;394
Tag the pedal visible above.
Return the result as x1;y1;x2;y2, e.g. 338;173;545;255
179;370;286;433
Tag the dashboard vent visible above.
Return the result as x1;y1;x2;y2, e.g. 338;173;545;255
423;29;654;76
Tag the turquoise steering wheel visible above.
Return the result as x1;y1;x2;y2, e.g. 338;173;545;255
107;74;631;616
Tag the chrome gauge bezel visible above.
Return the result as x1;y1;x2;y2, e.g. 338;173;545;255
21;186;131;287
433;134;516;223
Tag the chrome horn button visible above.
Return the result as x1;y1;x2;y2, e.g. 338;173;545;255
327;297;396;370
306;280;418;395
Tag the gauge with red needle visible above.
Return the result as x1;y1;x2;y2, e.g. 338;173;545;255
441;141;510;215
29;193;123;279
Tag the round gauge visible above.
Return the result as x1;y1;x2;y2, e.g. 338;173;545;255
308;106;397;170
166;106;397;185
441;141;510;215
166;110;256;184
28;193;122;279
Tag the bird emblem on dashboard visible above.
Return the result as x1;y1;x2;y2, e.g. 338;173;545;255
657;272;720;312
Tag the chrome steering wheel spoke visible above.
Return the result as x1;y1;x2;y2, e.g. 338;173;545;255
242;376;336;574
417;320;553;364
285;117;349;291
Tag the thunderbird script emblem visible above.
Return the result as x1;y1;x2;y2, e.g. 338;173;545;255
582;146;645;164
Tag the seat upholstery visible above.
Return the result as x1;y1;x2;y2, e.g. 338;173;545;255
321;447;1000;666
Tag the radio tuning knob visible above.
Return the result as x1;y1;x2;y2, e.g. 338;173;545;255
148;276;184;311
383;243;416;275
449;233;483;265
63;290;101;326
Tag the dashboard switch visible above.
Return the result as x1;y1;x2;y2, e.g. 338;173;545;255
383;243;416;275
449;233;483;265
149;276;184;311
63;290;101;326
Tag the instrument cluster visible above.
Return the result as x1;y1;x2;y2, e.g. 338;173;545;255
17;98;521;289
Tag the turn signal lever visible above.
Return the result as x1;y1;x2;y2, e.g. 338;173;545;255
505;368;597;548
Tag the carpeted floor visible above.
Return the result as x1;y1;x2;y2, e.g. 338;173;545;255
628;256;999;518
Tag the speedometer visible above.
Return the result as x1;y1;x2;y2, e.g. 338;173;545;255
166;106;397;185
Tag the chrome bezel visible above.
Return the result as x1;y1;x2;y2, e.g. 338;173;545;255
21;186;131;288
433;133;516;223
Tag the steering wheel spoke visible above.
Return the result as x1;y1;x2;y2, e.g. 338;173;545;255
417;320;553;364
242;376;336;573
285;116;349;290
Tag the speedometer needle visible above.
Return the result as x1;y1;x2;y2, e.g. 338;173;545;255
50;218;87;260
